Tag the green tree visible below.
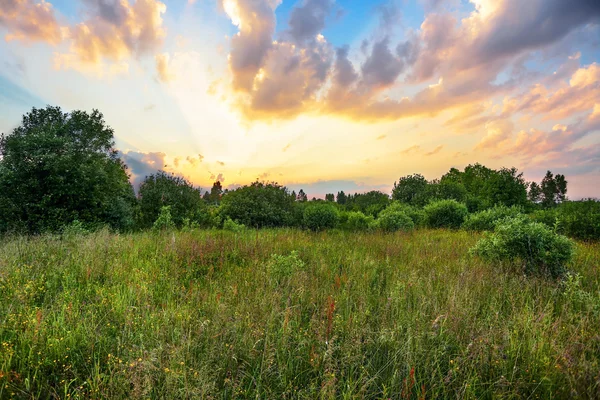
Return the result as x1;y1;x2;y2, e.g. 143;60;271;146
219;181;295;228
297;189;308;202
0;106;135;233
209;181;223;205
137;171;208;229
392;174;428;205
528;182;542;203
345;191;390;216
336;190;347;205
325;193;335;202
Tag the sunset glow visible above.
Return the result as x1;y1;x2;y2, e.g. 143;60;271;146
1;0;599;197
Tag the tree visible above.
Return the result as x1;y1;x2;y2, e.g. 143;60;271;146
137;171;207;228
540;171;568;207
297;189;308;202
392;174;428;205
336;190;347;205
345;191;390;216
219;181;295;228
209;181;223;205
528;182;542;203
325;193;335;202
555;174;567;203
0;106;135;233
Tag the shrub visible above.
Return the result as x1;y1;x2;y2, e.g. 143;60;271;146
342;211;374;231
219;182;295;228
463;205;524;231
303;203;340;231
153;206;175;231
424;199;468;229
267;251;305;283
375;208;414;232
470;217;575;278
557;200;600;241
223;217;245;232
385;202;426;227
62;219;90;238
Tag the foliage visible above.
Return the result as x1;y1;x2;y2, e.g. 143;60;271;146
470;217;575;278
220;181;295;228
341;211;374;231
532;200;600;241
441;164;528;210
62;219;90;238
540;171;567;208
424;199;469;229
138;171;208;229
223;217;245;232
392;174;428;205
0;106;135;234
344;191;390;216
303;202;340;231
385;202;426;227
267;250;305;283
152;206;175;231
462;205;525;231
375;208;415;232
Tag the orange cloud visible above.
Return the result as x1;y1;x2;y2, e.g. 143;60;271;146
64;0;167;67
0;0;62;44
155;52;173;82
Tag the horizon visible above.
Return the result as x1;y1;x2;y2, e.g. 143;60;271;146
1;0;599;199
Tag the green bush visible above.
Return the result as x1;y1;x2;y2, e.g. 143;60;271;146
424;199;468;229
470;217;575;278
152;206;175;231
267;250;305;283
62;219;90;238
303;203;340;231
557;200;600;241
463;205;524;231
223;217;245;232
384;202;426;227
375;208;414;232
342;211;374;231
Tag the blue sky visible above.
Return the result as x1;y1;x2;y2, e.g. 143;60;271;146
0;0;599;197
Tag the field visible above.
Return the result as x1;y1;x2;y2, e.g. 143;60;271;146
1;229;599;399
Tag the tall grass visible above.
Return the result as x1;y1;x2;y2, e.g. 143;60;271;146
1;229;599;399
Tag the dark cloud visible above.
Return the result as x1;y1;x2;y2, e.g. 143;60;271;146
361;37;404;87
332;46;358;87
287;0;333;43
119;151;166;188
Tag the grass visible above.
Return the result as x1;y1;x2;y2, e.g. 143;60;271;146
0;229;599;399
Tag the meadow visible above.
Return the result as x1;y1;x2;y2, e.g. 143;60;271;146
1;229;599;399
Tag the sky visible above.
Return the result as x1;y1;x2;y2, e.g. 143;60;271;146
0;0;599;198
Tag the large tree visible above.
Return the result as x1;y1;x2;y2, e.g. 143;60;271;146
137;171;208;228
0;106;135;233
392;174;428;205
219;181;295;228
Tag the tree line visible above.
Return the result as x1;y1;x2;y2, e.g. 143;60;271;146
0;106;598;240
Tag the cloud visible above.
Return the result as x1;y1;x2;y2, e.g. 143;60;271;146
287;0;333;43
361;37;404;88
119;150;166;188
424;145;444;156
401;145;421;155
64;0;167;66
0;0;63;44
155;52;173;82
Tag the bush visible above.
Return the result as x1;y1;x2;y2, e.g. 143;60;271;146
220;182;295;228
557;200;600;241
375;208;414;232
223;217;245;232
267;251;305;283
384;202;426;227
303;203;340;231
470;217;575;278
153;206;175;231
463;205;524;231
342;211;374;231
424;199;468;229
62;219;90;238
